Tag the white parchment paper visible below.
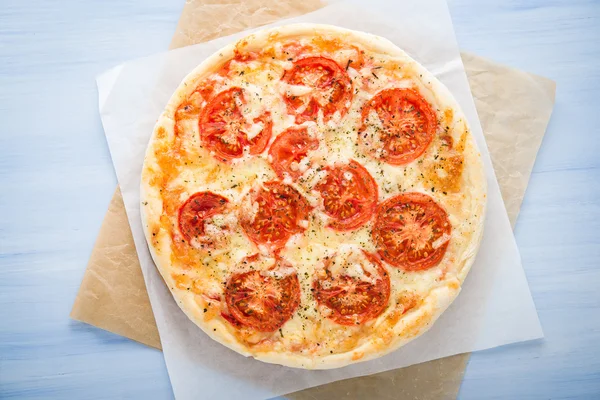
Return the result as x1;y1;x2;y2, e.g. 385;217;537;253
98;1;543;399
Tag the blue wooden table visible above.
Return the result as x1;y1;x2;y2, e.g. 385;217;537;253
1;0;599;398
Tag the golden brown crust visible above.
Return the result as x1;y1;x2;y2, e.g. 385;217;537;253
140;23;486;369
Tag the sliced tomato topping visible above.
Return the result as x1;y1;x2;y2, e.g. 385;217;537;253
268;126;319;180
220;311;243;328
313;250;390;325
373;192;451;271
359;88;437;165
199;87;272;161
178;192;229;244
315;160;378;231
225;259;301;332
282;57;352;123
240;182;311;251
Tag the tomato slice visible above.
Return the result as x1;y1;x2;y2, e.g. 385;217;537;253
315;160;378;231
359;88;437;165
281;57;352;123
313;250;390;325
268;126;319;180
178;192;229;244
372;192;451;271
199;87;273;161
225;259;301;332
240;181;311;250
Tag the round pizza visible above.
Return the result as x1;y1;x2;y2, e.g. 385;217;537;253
141;24;486;369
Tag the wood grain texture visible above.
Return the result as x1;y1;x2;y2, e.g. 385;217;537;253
0;0;598;399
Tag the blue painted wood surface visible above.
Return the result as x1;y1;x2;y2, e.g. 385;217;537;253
0;0;598;398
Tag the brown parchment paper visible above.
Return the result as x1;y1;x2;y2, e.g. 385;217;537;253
461;52;556;227
71;0;556;398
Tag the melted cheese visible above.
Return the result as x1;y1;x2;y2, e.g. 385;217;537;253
143;31;483;362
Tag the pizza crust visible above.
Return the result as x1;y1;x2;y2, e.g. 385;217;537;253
141;23;486;369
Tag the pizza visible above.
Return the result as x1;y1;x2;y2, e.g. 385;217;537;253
140;24;486;369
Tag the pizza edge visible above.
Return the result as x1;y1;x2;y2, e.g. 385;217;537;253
140;23;487;369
